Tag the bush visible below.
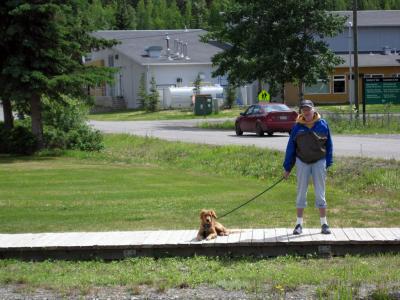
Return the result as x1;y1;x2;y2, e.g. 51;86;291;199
0;122;37;155
42;96;104;151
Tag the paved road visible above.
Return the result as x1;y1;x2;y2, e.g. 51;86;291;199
90;119;400;160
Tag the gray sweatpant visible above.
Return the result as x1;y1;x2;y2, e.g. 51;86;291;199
295;157;327;209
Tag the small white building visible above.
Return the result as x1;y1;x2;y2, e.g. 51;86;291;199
88;29;258;110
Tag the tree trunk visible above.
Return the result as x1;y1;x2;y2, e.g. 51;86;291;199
30;94;44;149
298;79;305;107
2;98;14;130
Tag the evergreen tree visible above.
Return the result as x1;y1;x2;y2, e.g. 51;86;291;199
0;1;116;148
152;0;167;29
208;0;231;30
145;0;154;29
85;0;116;30
184;0;193;28
334;0;348;10
136;0;146;29
225;83;236;108
115;0;136;29
393;0;400;9
193;74;202;95
138;73;147;108
147;76;159;112
192;0;208;29
206;0;345;104
166;0;184;29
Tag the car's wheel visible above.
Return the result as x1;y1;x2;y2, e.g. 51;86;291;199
235;123;243;136
256;123;264;137
267;131;274;136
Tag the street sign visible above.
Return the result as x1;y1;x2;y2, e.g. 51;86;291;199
258;89;270;102
364;78;400;104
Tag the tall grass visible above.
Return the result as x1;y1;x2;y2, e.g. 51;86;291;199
0;134;399;297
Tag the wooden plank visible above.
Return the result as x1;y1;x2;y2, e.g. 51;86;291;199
377;228;398;241
331;228;350;242
309;228;336;242
263;228;276;243
366;228;386;241
353;228;374;242
342;228;362;242
45;232;87;247
238;229;252;245
288;228;312;243
1;233;37;248
227;230;242;245
141;231;162;248
275;228;288;243
98;231;143;246
390;228;400;240
165;230;187;245
178;230;197;245
213;234;229;246
153;230;174;245
251;229;264;244
29;233;64;248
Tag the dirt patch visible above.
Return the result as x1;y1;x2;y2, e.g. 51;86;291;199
1;284;399;300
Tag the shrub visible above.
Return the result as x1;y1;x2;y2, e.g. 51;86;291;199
42;95;104;151
0;122;37;155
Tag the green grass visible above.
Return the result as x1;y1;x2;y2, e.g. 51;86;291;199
89;107;244;121
0;255;399;297
318;103;400;114
1;134;398;232
0;134;399;296
199;118;400;134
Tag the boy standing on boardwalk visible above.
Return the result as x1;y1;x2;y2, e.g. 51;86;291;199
283;100;333;235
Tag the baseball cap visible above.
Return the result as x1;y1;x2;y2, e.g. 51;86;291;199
300;99;314;108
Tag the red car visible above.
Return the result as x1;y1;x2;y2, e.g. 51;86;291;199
235;103;298;136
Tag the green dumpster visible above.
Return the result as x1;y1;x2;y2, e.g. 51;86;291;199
194;94;213;115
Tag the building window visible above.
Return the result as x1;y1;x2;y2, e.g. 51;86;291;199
333;75;346;93
108;55;114;67
304;79;330;94
364;74;384;78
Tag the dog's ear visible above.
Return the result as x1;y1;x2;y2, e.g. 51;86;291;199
211;210;217;219
200;209;207;219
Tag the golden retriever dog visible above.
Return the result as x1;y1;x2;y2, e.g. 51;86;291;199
196;209;230;241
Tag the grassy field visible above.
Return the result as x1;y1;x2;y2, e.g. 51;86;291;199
318;103;400;114
199;114;400;134
89;107;243;121
0;134;399;297
88;104;400;122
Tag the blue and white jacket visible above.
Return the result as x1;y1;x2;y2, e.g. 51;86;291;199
283;114;333;172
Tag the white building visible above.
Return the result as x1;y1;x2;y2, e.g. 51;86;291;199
88;29;258;110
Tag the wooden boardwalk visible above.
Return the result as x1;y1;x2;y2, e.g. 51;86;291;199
1;228;399;260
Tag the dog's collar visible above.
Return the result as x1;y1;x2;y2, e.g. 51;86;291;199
203;223;211;229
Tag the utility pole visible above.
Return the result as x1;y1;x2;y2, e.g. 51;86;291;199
353;0;359;117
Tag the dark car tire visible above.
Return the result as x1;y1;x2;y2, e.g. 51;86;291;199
267;131;274;136
256;123;264;137
235;123;243;136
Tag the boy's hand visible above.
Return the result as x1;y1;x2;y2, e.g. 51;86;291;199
283;170;290;179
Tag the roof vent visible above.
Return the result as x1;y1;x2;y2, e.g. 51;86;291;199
145;46;163;58
183;42;190;60
383;46;391;55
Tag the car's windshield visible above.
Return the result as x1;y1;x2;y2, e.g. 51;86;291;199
264;104;291;112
